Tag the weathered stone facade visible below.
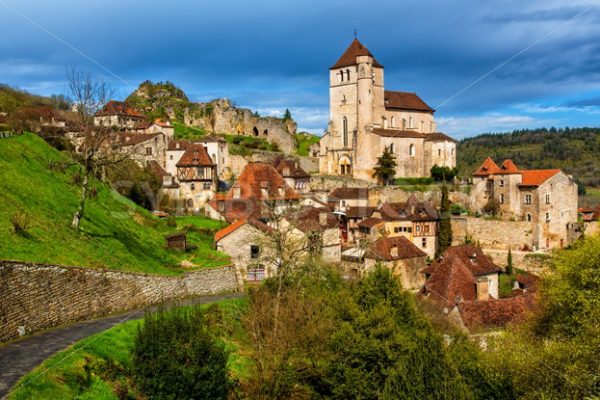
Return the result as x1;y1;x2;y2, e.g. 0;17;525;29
187;99;297;154
319;39;456;181
470;158;578;250
0;262;239;343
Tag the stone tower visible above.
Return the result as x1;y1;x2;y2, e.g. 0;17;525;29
319;39;457;181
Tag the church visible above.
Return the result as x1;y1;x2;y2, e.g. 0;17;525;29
319;39;457;182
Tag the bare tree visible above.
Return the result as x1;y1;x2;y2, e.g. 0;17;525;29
67;67;131;230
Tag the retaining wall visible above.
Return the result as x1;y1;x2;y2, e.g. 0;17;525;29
0;261;239;343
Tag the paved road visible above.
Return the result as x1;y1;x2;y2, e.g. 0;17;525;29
0;292;242;399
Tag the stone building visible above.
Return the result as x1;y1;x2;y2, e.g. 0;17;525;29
471;157;578;250
294;206;341;263
421;245;502;306
114;132;167;167
354;194;440;259
130;119;175;140
206;162;300;222
173;143;217;211
319;39;456;181
274;158;311;193
341;236;427;289
94;100;145;128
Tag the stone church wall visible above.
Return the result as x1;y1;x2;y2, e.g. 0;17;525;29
0;261;239;343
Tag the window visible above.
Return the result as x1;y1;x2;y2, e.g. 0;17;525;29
389;143;395;154
233;187;241;199
402;118;407;130
499;194;504;204
409;116;414;128
498;180;504;187
250;245;260;259
247;267;265;281
526;213;532;222
409;144;416;156
341;200;346;207
382;116;387;129
422;237;427;248
438;149;441;156
421;120;424;131
342;117;348;147
394;227;401;233
190;183;196;191
169;155;173;160
346;69;350;80
424;224;430;234
145;147;153;155
545;213;550;223
340;70;344;82
416;225;421;233
545;194;551;204
390;116;395;127
203;182;211;190
524;194;532;204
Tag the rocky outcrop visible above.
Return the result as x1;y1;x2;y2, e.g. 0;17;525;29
187;99;297;154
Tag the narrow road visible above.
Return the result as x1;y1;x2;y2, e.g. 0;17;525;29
0;292;242;399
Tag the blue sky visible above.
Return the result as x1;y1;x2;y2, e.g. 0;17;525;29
2;0;600;138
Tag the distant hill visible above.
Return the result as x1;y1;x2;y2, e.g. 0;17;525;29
457;127;600;187
0;133;229;273
125;80;192;122
0;84;70;113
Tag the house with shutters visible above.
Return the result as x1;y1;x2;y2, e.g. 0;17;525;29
471;157;578;250
94;100;145;128
274;158;311;193
173;143;217;211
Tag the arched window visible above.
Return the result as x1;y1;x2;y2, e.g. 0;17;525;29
340;70;344;82
389;143;395;154
526;213;532;222
409;116;414;129
409;144;415;156
339;156;352;175
346;69;351;80
402;118;407;130
343;117;348;147
382;116;387;129
390;116;395;127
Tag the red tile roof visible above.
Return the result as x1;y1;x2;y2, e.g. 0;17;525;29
147;160;169;178
358;217;384;228
274;159;310;179
176;144;214;167
458;295;536;331
345;206;377;218
95;100;144;118
167;140;190;151
225;162;299;201
208;198;266;223
371;128;427;139
422;245;501;307
330;38;383;69
214;218;274;243
295;207;339;232
384;91;434;113
115;132;161;147
519;169;561;186
425;132;457;142
366;236;427;261
473;158;562;186
499;159;520;174
473;157;501;176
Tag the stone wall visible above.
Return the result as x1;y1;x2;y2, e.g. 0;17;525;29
451;217;534;250
298;156;319;174
0;262;239;343
482;249;550;274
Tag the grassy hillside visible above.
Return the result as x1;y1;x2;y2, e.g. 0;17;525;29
457;127;600;187
0;133;229;274
295;132;320;156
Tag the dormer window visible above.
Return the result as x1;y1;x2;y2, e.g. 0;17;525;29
278;187;285;197
233;186;241;199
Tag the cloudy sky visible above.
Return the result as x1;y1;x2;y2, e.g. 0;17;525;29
2;0;600;138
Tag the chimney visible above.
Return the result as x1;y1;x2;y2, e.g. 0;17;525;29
476;277;489;301
319;211;328;226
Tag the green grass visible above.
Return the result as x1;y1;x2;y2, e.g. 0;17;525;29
0;133;229;274
295;132;320;156
8;298;249;400
580;187;600;208
173;121;209;140
224;134;280;155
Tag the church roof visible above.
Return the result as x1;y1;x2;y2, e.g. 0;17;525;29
330;38;383;69
384;91;434;113
425;132;457;142
371;128;427;139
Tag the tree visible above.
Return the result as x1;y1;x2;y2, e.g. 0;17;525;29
372;147;397;185
437;185;453;257
506;247;513;275
67;67;131;230
482;197;500;217
430;165;458;182
133;306;230;399
283;108;292;121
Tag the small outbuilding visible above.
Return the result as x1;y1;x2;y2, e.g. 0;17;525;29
166;232;187;251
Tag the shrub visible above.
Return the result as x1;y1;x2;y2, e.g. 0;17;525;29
11;210;31;236
133;306;230;399
430;165;458;182
395;177;434;185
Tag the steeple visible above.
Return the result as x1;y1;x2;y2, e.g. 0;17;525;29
330;38;383;70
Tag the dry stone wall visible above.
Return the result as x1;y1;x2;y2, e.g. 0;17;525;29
451;217;534;250
0;262;239;343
